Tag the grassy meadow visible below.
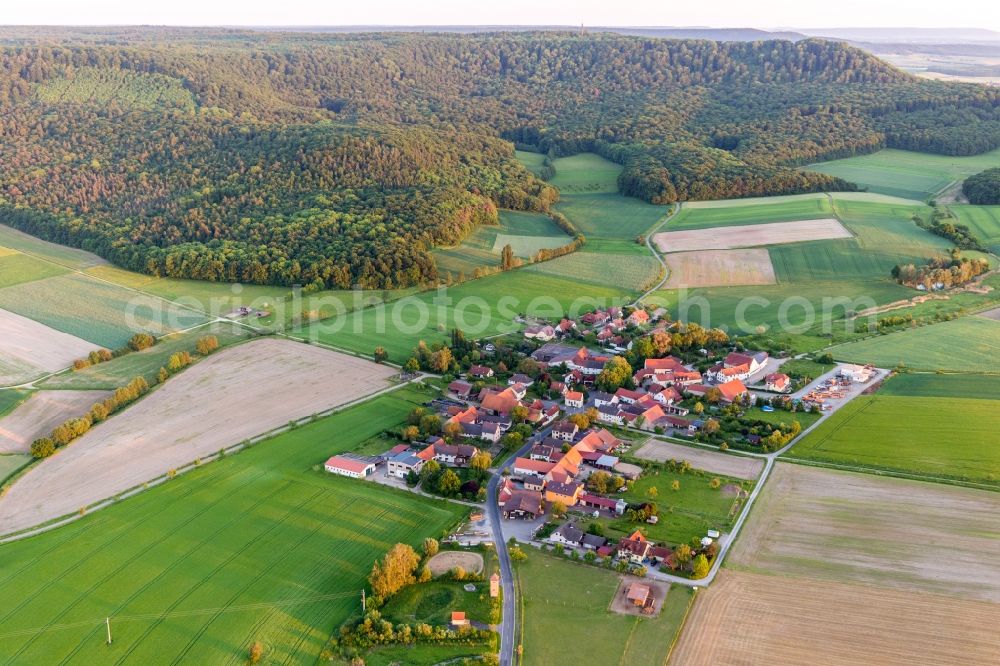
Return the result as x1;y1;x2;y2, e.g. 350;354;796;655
0;454;31;487
831;315;1000;372
0;389;30;418
301;269;634;361
523;251;663;291
517;551;693;666
670;193;834;230
948;205;1000;252
0;251;68;289
785;392;1000;486
805;148;1000;201
432;210;571;278
0;384;466;664
878;372;1000;400
0;223;104;270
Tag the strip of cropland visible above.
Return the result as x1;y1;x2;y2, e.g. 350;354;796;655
0;338;397;535
672;462;1000;663
785;373;1000;486
0;383;465;664
517;550;693;666
804;147;1000;201
832;314;1000;373
948;204;1000;253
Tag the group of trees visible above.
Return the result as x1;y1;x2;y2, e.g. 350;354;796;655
31;376;150;458
963;167;1000;204
892;250;990;290
0;30;997;288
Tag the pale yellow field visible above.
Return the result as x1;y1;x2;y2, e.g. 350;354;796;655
653;218;851;252
0;308;96;386
730;463;1000;602
662;248;776;288
0;338;397;535
671;570;1000;666
0;390;111;454
634;438;764;479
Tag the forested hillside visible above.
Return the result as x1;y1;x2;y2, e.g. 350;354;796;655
0;29;998;288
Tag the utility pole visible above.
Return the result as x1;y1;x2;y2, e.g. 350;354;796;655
105;617;112;645
361;588;366;614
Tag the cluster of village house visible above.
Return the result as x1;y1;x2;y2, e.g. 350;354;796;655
322;306;800;480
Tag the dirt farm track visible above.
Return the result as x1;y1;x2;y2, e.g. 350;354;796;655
0;338;397;535
671;570;1000;665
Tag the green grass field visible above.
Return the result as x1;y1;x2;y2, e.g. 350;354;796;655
546;153;623;193
38;323;256;390
0;384;466;664
381;578;494;626
518;551;693;666
832;315;1000;372
0;273;209;347
670;193;834;230
0;454;31;487
360;643;494;666
785;394;1000;485
0;251;68;289
523;250;663;292
0;223;105;270
433;210;570;277
514;150;547;178
651;279;913;339
0;389;30;417
606;470;745;544
878;372;1000;399
744;406;822;429
779;358;834;381
301;269;634;361
805;148;1000;201
948;205;1000;252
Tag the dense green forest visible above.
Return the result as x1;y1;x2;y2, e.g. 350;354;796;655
0;29;998;288
963;168;1000;205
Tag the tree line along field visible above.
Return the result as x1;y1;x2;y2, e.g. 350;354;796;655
785;391;1000;486
0;383;466;664
804;147;1000;202
517;551;693;666
832;315;1000;373
36;323;255;391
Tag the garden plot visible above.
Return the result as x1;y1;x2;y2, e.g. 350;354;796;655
0;390;111;454
0;338;397;535
653;218;852;253
662;248;776;288
0;308;96;386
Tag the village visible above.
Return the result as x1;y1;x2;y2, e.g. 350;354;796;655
321;303;884;588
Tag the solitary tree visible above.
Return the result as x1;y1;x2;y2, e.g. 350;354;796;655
373;346;388;363
691;554;710;579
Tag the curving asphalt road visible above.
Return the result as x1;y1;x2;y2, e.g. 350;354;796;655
488;426;551;666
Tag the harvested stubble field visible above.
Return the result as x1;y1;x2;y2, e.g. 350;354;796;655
0;338;397;535
634;439;763;480
729;464;1000;601
0;390;111;454
663;248;775;288
671;569;1000;666
0;308;96;386
653;218;851;253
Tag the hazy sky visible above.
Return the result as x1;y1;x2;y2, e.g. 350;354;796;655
5;0;999;31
